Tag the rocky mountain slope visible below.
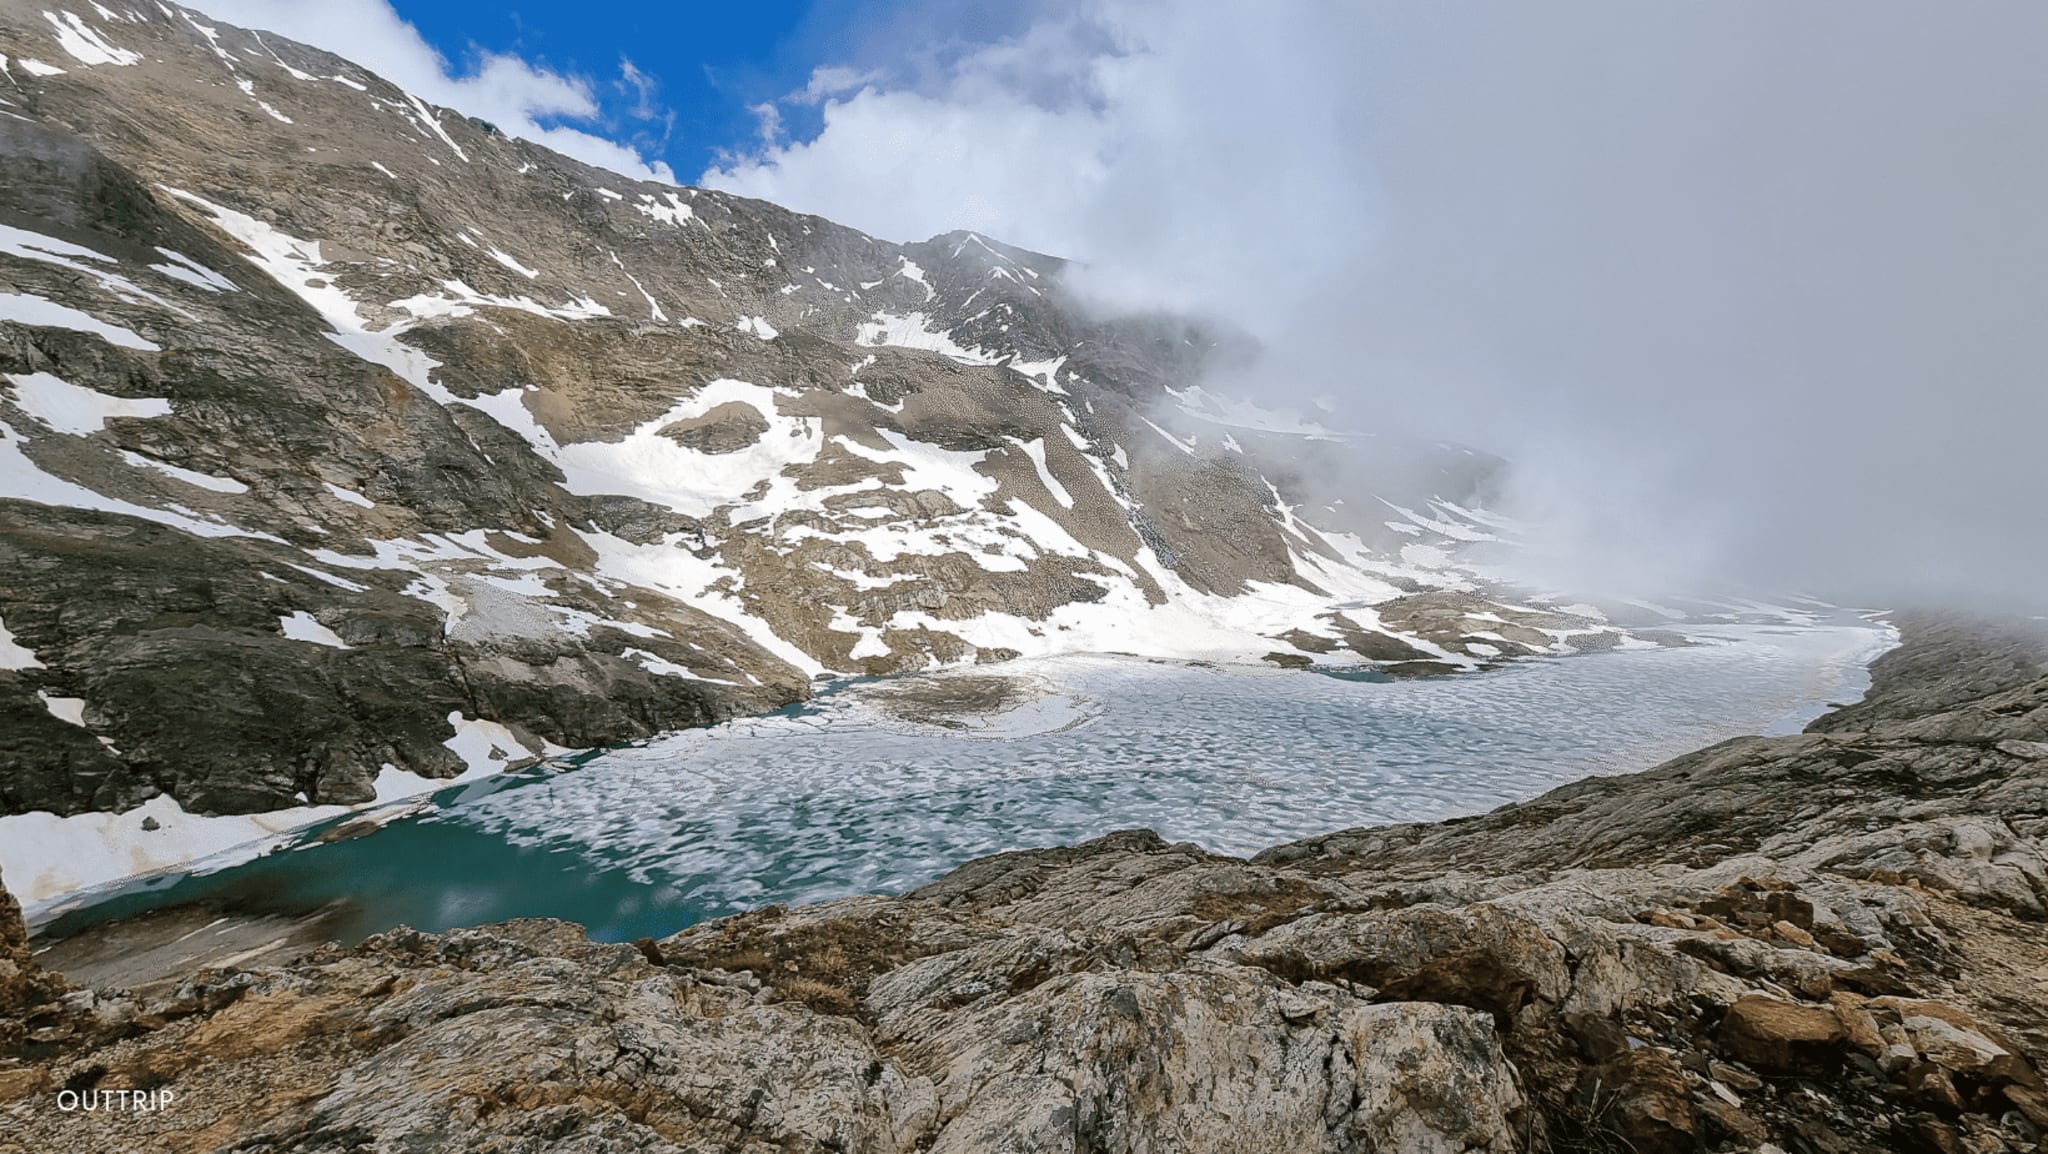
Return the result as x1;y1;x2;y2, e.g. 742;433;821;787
3;616;2044;1152
0;2;1651;832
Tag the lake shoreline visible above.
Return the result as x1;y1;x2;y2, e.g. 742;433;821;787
4;614;2044;1151
25;614;1892;986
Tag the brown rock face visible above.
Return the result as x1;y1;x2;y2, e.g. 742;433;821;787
1576;1049;1697;1154
655;400;772;453
0;868;74;1059
0;869;24;960
1718;994;1849;1075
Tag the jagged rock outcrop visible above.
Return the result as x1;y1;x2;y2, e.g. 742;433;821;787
0;865;72;1089
2;616;2043;1152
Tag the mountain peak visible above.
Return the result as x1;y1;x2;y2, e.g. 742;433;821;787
1;3;1565;853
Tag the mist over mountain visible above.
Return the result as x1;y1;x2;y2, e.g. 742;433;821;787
711;0;2048;612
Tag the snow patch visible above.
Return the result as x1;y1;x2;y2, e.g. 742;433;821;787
402;91;467;161
0;293;156;349
635;191;694;226
0;746;527;915
0;707;594;910
148;248;237;292
44;10;141;67
0;222;178;311
1007;355;1069;395
157;187;466;409
323;481;374;508
442;710;542;772
577;526;823;679
1009;436;1073;508
552;380;814;521
38;691;87;727
856;312;996;364
1379;498;1499;543
735;314;779;340
1140;417;1196;455
896;257;935;300
278;610;349;648
119;450;247;493
620;646;735;683
250;31;313;80
486;245;539;279
390;279;612;323
4;371;170;433
0;613;44;670
0;796;321;912
1;416;281;542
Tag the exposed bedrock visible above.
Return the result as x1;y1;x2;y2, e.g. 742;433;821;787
3;616;2044;1152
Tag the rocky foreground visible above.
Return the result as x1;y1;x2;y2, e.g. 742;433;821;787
3;615;2046;1153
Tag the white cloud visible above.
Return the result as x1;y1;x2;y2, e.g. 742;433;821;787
704;14;1099;246
187;0;676;183
795;65;882;104
746;100;783;149
719;82;1102;245
703;3;1371;329
617;56;658;117
705;0;2048;614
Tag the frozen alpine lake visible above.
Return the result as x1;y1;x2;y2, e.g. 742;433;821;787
30;617;1893;946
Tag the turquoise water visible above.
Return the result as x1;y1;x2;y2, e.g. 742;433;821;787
34;618;1891;945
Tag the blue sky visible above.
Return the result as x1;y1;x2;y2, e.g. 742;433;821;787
388;0;814;177
380;0;1035;182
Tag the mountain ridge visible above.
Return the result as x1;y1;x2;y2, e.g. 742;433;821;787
2;3;1637;864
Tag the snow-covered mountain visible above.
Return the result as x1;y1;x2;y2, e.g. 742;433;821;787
0;3;1640;831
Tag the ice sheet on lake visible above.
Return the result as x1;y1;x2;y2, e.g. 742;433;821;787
438;620;1892;914
13;618;1894;930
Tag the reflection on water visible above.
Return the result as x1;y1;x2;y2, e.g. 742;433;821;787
37;620;1891;946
